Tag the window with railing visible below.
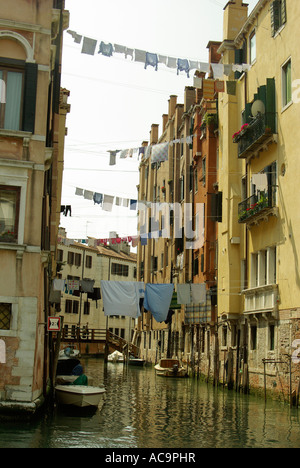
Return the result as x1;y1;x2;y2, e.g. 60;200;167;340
0;185;20;243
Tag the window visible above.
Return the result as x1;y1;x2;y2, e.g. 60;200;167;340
65;299;72;314
67;251;74;265
249;31;256;64
180;176;184;201
57;249;63;262
194;168;198;193
83;301;90;315
0;186;20;243
282;58;292;108
111;263;129;277
269;324;275;351
86;255;92;268
0;60;38;133
0;67;24;131
73;301;79;315
0;303;12;330
250;325;257;350
75;253;81;267
271;0;287;37
202;158;206;186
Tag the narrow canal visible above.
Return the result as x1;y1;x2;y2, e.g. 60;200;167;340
0;358;299;448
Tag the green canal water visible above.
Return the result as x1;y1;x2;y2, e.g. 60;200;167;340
0;358;299;449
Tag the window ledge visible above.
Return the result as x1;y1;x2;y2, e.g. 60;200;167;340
281;100;293;114
0;129;32;139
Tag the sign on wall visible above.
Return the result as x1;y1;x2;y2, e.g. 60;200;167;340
47;317;61;332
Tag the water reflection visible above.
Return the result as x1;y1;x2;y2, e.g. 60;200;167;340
0;358;299;448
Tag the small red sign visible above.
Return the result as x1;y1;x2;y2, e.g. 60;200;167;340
48;317;61;332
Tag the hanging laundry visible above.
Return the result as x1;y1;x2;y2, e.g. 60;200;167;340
215;80;225;93
131;236;140;248
211;63;224;79
158;55;167;65
98;41;114;57
75;187;84;196
199;62;210;73
151;142;169;163
84;190;94;200
177;284;191;305
81;37;97;56
145;52;158;71
141;234;148;246
223;64;232;76
144;284;175;323
101;280;142;318
191;283;206;304
144;146;152;160
134;49;147;64
125;47;134;60
103;195;114;212
122;198;129;208
67;30;82;44
49;288;61;305
189;60;199;70
114;44;126;55
63;205;72;217
108;150;119;166
67;279;80;291
226;81;237;96
203;79;215;99
177;59;190;78
166;57;177;69
80;279;95;293
53;278;65;291
130;200;137;210
93;192;103;205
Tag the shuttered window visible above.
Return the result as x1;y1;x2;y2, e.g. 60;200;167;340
271;0;287;37
0;59;37;133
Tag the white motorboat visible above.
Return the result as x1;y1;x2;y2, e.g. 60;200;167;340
108;350;124;363
55;385;106;409
154;358;188;378
128;357;145;367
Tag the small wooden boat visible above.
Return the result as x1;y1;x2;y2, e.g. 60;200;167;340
128;357;145;367
55;385;106;409
154;358;188;378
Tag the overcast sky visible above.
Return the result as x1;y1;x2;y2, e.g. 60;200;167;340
60;0;258;241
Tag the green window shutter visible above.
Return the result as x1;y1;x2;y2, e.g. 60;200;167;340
271;0;280;37
22;62;38;133
281;0;287;25
266;78;276;132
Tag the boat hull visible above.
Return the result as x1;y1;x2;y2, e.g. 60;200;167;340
154;365;187;378
55;385;106;408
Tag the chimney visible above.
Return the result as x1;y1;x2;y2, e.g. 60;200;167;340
184;87;196;113
223;0;248;41
162;114;168;132
207;41;222;64
168;95;177;119
150;124;159;145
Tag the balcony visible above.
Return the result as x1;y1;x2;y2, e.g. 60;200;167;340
234;113;277;159
238;186;278;225
243;284;278;319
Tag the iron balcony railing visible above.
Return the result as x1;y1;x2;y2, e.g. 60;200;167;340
238;186;277;223
234;113;276;159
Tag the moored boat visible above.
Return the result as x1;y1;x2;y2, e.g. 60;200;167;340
154;358;187;378
55;385;106;409
128;357;145;367
108;350;124;363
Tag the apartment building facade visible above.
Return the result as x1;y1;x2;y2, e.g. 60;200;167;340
217;0;300;400
0;0;70;416
57;231;137;355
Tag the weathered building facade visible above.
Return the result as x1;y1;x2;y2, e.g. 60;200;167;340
136;0;300;403
0;0;70;416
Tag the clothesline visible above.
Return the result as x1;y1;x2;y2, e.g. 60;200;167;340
67;29;251;79
52;278;209;323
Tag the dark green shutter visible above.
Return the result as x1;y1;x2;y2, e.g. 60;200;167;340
271;0;280;37
266;78;276;133
234;49;244;79
281;0;287;25
22;62;38;133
